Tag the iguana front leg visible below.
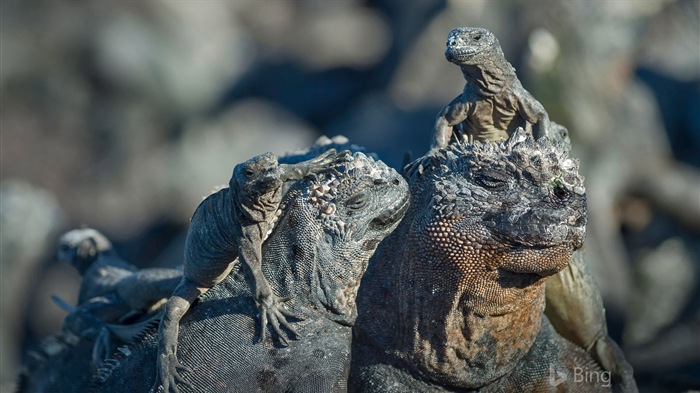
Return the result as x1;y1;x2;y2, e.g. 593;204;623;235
155;280;206;393
279;148;349;182
545;251;638;392
511;84;554;140
431;95;471;150
404;96;470;178
239;228;301;346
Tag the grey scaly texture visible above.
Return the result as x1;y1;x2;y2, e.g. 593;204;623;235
110;142;408;393
19;138;410;393
154;148;351;392
430;27;569;150
351;129;617;392
18;229;181;391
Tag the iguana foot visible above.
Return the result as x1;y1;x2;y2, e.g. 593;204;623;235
91;327;112;369
592;336;638;392
154;353;193;393
280;149;352;181
256;294;303;346
404;150;440;179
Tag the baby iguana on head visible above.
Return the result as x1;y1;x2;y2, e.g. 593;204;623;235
55;228;182;367
352;129;612;391
430;26;568;150
156;148;349;392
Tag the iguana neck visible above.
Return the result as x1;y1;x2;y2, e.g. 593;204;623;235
371;208;548;389
233;185;282;236
460;61;516;97
394;260;546;389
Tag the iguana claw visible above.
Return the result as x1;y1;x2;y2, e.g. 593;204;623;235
257;294;302;346
154;353;194;393
91;327;112;369
280;149;351;182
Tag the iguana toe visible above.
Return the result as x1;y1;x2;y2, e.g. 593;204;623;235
91;327;112;369
256;295;302;346
157;353;193;393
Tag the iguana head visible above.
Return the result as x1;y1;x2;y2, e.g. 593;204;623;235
444;27;501;66
57;228;113;275
415;128;585;282
278;149;409;323
230;152;283;198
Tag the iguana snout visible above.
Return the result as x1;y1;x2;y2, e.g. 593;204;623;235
488;189;587;251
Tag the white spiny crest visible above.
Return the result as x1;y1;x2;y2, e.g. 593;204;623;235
421;128;584;192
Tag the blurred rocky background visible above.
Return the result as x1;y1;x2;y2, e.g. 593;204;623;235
1;0;698;391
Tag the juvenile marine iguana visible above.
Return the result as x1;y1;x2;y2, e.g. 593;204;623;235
430;27;568;150
351;129;615;391
17;229;182;392
82;141;409;393
57;228;182;318
55;228;182;366
155;148;350;391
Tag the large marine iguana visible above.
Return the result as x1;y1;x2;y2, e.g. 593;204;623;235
352;129;619;392
118;142;408;393
19;138;410;393
409;25;635;391
155;148;352;391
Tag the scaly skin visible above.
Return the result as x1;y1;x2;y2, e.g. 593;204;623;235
430;27;568;150
55;228;181;368
91;142;409;393
424;26;635;391
546;251;638;392
21;138;410;393
155;148;350;392
352;129;614;392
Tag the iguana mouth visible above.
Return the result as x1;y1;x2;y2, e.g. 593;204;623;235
371;192;409;229
445;47;480;63
491;223;585;251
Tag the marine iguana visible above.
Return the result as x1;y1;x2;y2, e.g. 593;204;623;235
416;26;636;391
57;228;138;304
18;229;182;392
155;148;351;391
351;129;617;392
55;228;182;367
19;138;409;393
430;27;568;150
93;141;408;393
57;228;182;318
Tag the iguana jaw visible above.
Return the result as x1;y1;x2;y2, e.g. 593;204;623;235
370;188;410;230
488;212;587;252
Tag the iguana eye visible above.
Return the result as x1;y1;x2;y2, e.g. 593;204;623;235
476;171;507;189
552;183;571;201
346;193;368;211
474;34;482;41
244;168;255;177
